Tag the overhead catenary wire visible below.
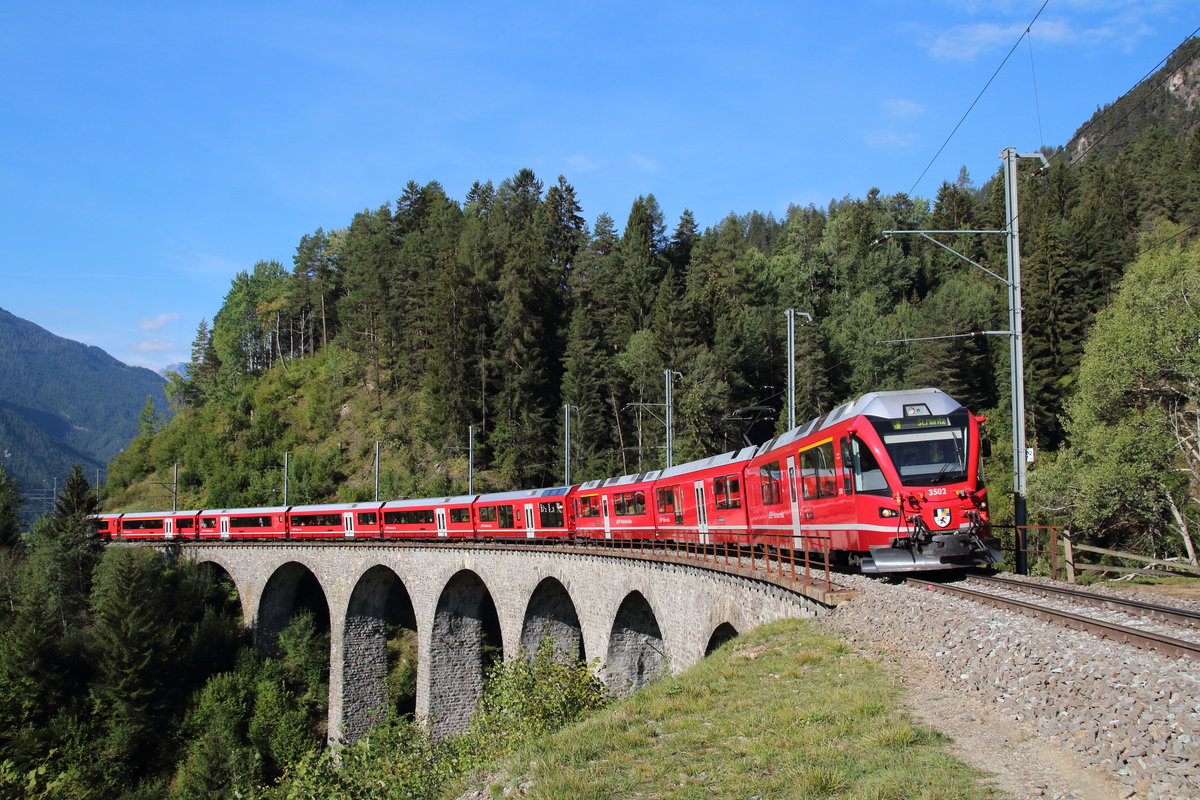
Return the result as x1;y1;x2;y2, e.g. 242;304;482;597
907;0;1052;196
1066;24;1200;168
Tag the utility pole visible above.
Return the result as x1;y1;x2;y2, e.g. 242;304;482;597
784;309;813;430
374;441;381;502
283;452;290;506
664;370;682;468
880;146;1046;575
1001;146;1036;576
563;404;579;485
468;425;477;495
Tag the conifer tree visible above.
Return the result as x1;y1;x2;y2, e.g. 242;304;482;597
0;464;20;548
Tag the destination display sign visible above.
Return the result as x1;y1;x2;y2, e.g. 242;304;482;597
891;416;951;430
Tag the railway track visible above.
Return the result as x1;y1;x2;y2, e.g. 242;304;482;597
906;574;1200;660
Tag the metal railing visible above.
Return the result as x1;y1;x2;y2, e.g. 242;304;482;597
561;531;840;597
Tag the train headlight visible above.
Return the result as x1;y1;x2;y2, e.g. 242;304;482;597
878;508;900;519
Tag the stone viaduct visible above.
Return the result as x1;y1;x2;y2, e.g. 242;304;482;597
180;542;831;741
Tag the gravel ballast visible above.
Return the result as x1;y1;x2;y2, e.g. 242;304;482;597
821;574;1200;800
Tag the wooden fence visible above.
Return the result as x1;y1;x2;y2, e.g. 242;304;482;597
1017;526;1200;583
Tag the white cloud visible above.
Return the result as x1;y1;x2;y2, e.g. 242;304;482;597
133;339;175;353
139;312;181;332
865;130;919;148
928;21;1027;61
564;154;601;172
631;155;661;173
883;98;926;118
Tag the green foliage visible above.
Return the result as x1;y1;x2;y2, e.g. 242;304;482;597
468;637;610;753
255;639;607;800
1032;230;1200;559
0;465;22;548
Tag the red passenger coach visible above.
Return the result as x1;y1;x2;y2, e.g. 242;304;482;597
654;448;756;545
112;510;202;540
473;487;572;539
94;513;121;541
380;496;476;539
196;507;288;539
575;471;660;541
288;502;384;539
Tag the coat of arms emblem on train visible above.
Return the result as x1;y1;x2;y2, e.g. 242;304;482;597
933;508;952;528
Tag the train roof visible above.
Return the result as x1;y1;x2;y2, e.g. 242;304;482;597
199;506;289;515
755;387;965;457
475;486;572;503
288;501;385;513
118;509;203;517
578;470;662;492
658;446;757;481
381;495;477;508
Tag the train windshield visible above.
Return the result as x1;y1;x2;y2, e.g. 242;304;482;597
870;412;970;487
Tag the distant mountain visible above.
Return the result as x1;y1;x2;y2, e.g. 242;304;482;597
0;307;169;505
159;362;189;380
1067;36;1200;163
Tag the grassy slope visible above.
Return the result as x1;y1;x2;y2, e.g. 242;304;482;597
466;618;1002;800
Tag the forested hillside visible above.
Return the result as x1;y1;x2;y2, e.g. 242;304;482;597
0;308;169;507
107;42;1200;562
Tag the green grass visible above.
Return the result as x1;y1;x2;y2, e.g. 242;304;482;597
467;619;1003;800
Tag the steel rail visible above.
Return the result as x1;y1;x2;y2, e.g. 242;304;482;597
907;578;1200;660
966;574;1200;630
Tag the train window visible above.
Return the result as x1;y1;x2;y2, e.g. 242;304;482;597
293;513;343;527
450;508;472;523
714;475;742;509
539;501;564;528
176;518;195;530
356;512;378;526
614;491;645;516
800;443;838;500
478;506;497;522
656;487;675;513
385;509;435;525
850;438;890;495
230;516;272;528
121;518;164;530
95;520;110;531
498;505;515;528
201;518;217;530
759;462;783;505
840;439;855;495
579;495;601;518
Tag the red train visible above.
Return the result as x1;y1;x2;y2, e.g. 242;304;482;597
95;388;1002;574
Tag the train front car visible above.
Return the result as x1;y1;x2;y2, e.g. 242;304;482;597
851;388;1001;574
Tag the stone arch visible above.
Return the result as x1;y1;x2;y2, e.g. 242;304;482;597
520;577;584;661
704;621;740;656
342;565;417;742
195;559;245;625
257;561;331;655
606;591;664;695
428;569;502;737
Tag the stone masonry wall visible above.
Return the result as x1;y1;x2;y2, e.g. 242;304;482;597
183;544;826;742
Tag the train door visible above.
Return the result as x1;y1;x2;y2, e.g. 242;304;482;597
219;516;230;540
436;508;448;537
786;455;802;550
343;512;355;538
693;481;709;544
602;496;612;539
165;518;175;539
524;503;536;538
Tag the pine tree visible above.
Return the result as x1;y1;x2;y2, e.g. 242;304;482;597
0;464;21;548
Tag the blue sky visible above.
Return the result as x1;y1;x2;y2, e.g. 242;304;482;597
1;1;1194;372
